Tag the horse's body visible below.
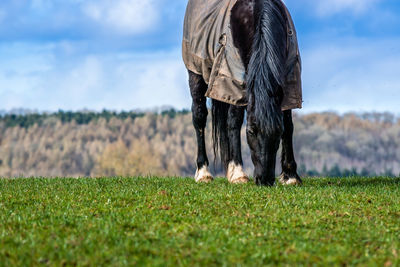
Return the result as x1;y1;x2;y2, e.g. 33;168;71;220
183;0;302;185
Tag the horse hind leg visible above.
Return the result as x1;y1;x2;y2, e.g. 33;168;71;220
279;110;302;185
229;0;254;184
226;105;249;184
189;71;213;183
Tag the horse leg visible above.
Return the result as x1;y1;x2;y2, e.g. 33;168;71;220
189;71;213;183
279;110;302;185
226;105;249;184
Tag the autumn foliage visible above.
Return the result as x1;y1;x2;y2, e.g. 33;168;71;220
0;110;399;177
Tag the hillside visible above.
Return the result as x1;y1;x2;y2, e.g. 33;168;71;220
0;110;399;178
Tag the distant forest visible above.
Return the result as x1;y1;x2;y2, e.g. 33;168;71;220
0;109;399;178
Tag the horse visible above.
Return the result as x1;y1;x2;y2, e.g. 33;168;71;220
183;0;302;186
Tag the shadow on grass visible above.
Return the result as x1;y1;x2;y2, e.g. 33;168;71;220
199;177;400;189
304;176;400;188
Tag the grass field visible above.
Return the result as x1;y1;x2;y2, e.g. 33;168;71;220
0;177;399;266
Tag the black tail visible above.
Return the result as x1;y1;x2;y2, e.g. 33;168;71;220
211;99;230;169
246;0;287;134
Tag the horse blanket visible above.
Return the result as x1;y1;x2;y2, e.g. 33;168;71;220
182;0;302;110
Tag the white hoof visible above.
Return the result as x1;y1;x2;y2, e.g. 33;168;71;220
227;162;249;184
195;166;214;183
279;174;302;186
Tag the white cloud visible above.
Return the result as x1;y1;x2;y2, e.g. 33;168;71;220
83;0;160;34
0;43;190;111
40;57;105;109
134;55;190;109
2;37;400;114
301;38;400;113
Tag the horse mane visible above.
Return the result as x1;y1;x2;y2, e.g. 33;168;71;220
246;0;287;134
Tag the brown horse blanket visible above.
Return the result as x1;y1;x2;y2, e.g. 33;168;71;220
182;0;302;110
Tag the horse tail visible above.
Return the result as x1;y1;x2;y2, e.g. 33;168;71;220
211;99;230;169
246;0;287;134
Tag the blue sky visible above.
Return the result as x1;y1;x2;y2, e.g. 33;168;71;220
0;0;400;113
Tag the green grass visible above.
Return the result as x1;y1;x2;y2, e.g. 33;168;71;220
0;177;399;266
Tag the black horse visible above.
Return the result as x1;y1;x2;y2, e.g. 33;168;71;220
184;0;302;186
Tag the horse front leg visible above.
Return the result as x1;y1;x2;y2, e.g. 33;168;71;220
279;110;302;185
226;105;249;184
189;71;213;183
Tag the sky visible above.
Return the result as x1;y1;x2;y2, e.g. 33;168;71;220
0;0;399;113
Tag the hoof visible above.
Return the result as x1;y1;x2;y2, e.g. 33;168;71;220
227;162;249;184
230;176;250;184
195;166;214;183
279;173;302;186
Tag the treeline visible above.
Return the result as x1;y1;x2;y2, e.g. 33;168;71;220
0;110;399;178
0;109;191;128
